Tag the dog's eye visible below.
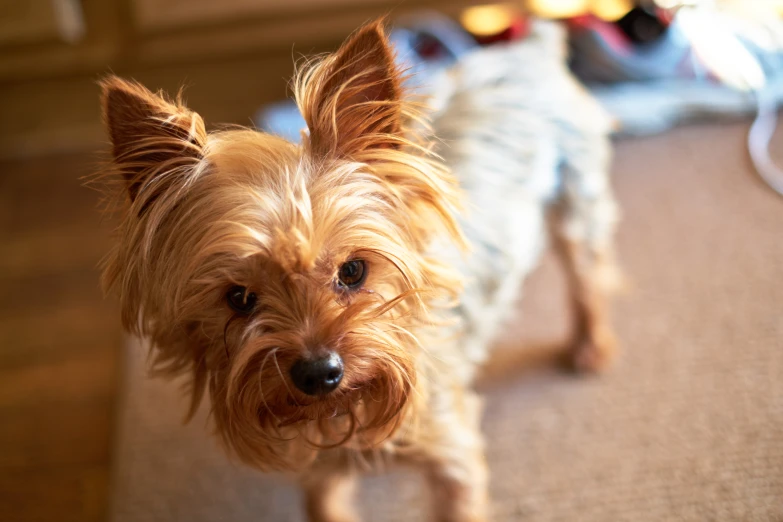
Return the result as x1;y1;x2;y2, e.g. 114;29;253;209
226;286;257;314
338;260;366;289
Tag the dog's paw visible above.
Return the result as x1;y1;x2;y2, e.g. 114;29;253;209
570;336;616;374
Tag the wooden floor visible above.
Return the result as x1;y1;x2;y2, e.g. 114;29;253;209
0;152;122;522
0;30;309;521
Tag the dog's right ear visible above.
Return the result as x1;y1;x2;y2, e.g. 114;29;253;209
100;76;206;202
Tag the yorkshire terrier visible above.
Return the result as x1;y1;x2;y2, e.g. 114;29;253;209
99;19;619;522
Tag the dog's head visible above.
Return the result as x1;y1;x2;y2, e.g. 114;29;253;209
100;22;463;471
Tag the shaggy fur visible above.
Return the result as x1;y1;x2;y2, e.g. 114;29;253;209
99;20;619;522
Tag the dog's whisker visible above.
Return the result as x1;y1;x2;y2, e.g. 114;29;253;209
271;348;300;408
257;348;283;425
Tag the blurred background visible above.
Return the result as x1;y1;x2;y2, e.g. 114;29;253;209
2;1;783;521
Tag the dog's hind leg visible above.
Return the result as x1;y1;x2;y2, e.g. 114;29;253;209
551;128;622;373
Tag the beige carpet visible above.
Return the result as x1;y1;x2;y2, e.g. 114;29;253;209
110;122;783;521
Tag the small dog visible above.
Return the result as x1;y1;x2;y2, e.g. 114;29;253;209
100;19;619;522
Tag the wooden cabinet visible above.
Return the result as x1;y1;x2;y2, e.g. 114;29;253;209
0;0;482;159
133;0;392;32
0;0;482;80
0;0;83;46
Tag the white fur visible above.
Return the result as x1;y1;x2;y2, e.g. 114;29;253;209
423;20;618;382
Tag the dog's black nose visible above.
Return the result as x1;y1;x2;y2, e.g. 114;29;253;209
290;352;344;396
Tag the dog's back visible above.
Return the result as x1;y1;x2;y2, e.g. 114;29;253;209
423;20;619;377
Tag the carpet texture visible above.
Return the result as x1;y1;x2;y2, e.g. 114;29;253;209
110;122;783;521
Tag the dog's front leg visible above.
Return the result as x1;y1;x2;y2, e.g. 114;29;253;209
300;460;359;522
417;389;489;522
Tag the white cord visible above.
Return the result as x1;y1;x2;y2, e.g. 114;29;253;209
745;12;783;198
677;5;783;197
748;88;783;197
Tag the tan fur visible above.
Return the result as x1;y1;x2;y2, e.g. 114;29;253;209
550;203;620;372
98;20;618;521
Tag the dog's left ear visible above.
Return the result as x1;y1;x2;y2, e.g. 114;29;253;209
301;20;402;158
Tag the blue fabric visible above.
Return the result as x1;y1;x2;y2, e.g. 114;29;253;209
256;12;476;142
255;14;783;141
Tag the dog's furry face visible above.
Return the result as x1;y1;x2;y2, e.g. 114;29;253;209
101;23;464;471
